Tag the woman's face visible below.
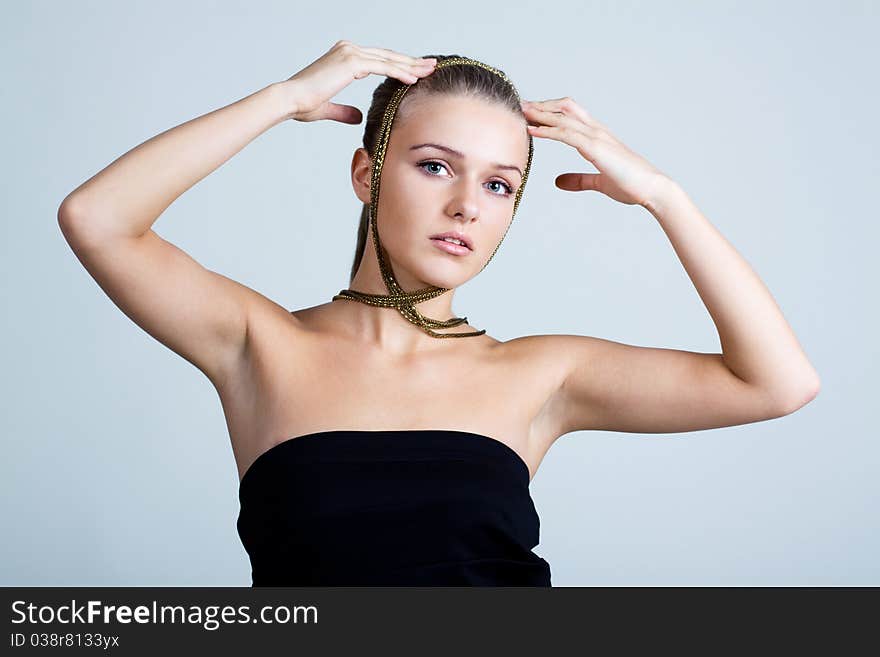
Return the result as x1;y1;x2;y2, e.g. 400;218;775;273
355;93;530;291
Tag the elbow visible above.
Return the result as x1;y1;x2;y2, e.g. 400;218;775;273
57;194;111;249
57;197;86;249
57;195;83;237
58;192;89;226
776;375;821;416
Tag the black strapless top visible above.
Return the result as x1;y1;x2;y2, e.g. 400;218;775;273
236;429;551;586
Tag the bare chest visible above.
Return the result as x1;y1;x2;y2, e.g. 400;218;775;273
216;309;561;484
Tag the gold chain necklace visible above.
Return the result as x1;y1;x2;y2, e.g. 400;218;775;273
332;57;534;338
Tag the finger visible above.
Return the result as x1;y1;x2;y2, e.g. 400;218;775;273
527;96;591;121
353;46;436;79
529;124;610;175
358;54;433;84
524;102;594;130
526;97;605;130
527;123;598;160
360;46;437;67
524;106;603;140
376;55;437;75
323;102;363;124
555;172;602;192
365;53;435;77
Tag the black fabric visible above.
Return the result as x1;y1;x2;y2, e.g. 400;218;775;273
236;429;552;586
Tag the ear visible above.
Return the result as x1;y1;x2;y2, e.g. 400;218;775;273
351;148;373;205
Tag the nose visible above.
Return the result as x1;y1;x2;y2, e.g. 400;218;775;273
448;178;480;223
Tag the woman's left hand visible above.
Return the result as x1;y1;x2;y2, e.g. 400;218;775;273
522;97;671;208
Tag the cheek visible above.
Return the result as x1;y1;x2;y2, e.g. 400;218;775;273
480;214;514;245
398;178;437;213
374;199;420;256
378;178;433;231
378;167;422;213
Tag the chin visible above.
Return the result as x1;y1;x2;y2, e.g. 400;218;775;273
405;262;469;290
383;245;470;290
424;275;465;290
427;266;477;290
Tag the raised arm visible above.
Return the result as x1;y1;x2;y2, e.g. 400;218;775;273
57;41;441;388
521;181;820;439
57;80;297;387
517;96;820;439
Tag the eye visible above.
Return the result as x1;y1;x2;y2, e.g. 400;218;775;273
417;160;514;197
487;180;514;196
419;161;448;176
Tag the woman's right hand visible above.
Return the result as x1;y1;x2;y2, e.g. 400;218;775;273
278;40;437;124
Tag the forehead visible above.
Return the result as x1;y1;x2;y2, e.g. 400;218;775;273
390;94;528;168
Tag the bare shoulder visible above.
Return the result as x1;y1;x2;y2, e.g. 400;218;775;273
500;333;586;371
505;332;808;435
246;293;310;326
499;333;581;446
499;333;594;401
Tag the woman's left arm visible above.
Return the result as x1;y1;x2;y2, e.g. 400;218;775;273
640;178;820;398
520;97;820;436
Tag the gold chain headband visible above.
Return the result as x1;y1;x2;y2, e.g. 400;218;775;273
332;56;534;338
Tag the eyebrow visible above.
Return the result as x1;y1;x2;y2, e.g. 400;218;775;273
409;143;523;179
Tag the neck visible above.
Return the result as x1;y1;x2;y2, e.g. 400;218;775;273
338;239;461;353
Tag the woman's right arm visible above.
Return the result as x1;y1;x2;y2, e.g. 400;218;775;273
57;81;299;388
57;41;436;388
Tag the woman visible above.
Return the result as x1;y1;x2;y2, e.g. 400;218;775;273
58;40;820;586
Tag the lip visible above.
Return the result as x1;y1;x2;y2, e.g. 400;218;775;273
430;237;471;256
428;231;474;251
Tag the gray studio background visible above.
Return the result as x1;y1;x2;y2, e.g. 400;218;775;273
3;0;876;585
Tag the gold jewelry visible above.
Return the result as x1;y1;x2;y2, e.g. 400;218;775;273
332;57;534;338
